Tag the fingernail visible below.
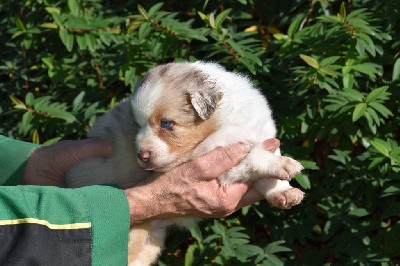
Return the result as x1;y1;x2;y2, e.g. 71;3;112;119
239;142;252;153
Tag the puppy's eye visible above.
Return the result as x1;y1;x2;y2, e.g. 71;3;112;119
160;119;173;128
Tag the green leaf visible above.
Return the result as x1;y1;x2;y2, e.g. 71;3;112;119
72;91;85;113
32;129;40;144
42;137;62;146
299;160;319;170
84;33;97;52
43;107;76;123
84;102;99;120
369;138;390;157
369;101;393;118
25;93;34;106
215;9;231;30
138;22;151;41
318;15;342;23
351;64;379;78
137;4;149;19
357;33;374;50
340;88;365;102
68;0;80;17
339;2;347;21
352;103;367;122
368;156;385;170
348;208;369;217
287;14;304;39
15;17;27;32
300;54;319;69
381;186;400;198
40;22;58;29
265;240;291;254
184;244;197;266
188;223;203;243
148;2;164;17
320;56;340;67
319;67;338;77
9;95;27;109
59;29;74;52
342;73;355;89
273;33;287;41
197;11;208;23
19;112;33;135
366;86;389;103
393;58;400;81
295;173;311;190
45;7;60;15
124;67;136;86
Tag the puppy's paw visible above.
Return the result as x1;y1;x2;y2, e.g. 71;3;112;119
272;157;304;181
266;188;305;209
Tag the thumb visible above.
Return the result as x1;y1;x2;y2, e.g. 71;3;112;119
184;142;252;181
263;138;280;152
69;138;113;160
49;138;113;172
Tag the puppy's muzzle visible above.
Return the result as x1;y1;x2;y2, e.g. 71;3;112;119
137;150;151;163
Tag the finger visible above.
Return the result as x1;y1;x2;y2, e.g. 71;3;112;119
205;182;251;218
236;187;264;209
185;143;252;180
222;181;251;198
263;138;280;152
68;138;113;160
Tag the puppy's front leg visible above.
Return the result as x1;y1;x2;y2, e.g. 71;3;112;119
217;144;305;209
254;178;304;209
218;145;303;185
248;146;304;180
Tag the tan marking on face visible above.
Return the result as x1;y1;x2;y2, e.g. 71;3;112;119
150;102;218;158
145;63;220;166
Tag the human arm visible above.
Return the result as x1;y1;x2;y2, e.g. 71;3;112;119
8;136;279;264
124;139;280;225
21;138;113;186
20;136;279;225
0;135;127;265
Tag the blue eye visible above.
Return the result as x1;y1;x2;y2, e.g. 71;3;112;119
160;119;172;128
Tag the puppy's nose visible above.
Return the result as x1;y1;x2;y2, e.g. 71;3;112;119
137;150;151;163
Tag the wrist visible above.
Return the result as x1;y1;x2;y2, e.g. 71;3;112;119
123;174;188;225
124;186;161;225
21;149;40;185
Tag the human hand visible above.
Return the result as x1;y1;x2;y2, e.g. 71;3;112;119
22;139;113;186
124;138;280;225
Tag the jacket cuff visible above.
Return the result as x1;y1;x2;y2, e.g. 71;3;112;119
76;185;130;266
0;135;39;185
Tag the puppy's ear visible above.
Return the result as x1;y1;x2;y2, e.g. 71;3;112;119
189;90;223;120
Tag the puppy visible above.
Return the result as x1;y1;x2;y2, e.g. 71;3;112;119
67;61;304;266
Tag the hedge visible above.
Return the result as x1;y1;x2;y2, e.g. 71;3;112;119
1;0;399;265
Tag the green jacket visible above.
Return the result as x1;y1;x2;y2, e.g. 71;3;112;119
0;135;129;265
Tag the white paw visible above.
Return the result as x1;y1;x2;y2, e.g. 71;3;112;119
272;156;304;181
266;188;305;209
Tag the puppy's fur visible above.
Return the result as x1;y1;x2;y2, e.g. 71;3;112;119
67;62;304;266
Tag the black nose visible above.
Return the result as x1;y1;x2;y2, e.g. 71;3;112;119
137;150;151;163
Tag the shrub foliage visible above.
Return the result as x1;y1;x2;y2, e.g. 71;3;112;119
1;0;399;265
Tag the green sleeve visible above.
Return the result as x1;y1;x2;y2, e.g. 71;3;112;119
0;135;39;185
0;185;130;265
0;135;130;265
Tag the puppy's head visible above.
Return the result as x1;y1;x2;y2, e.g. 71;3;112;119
132;62;223;172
